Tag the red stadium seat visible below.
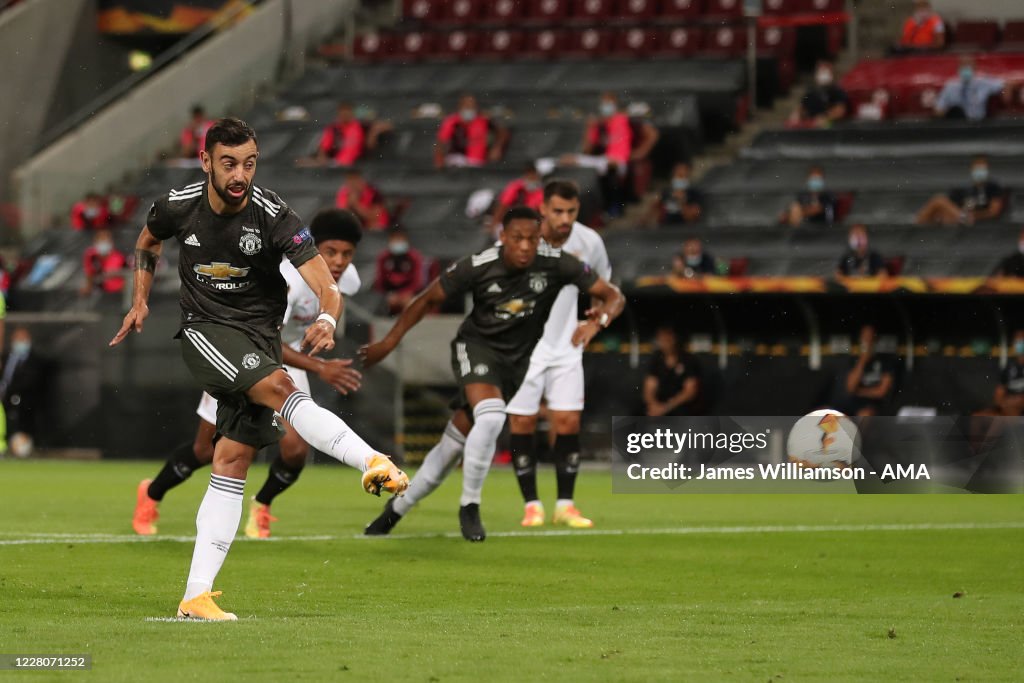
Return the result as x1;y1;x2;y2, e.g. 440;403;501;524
798;0;844;12
353;32;396;61
659;0;705;20
953;21;1000;50
442;0;484;25
614;0;658;21
526;0;571;23
700;24;745;58
653;26;703;57
522;29;570;58
402;0;442;22
484;0;525;23
761;0;799;15
394;31;437;61
570;0;615;23
478;29;527;58
433;30;481;60
566;27;614;56
1002;21;1024;47
758;25;796;58
612;27;658;56
704;0;743;20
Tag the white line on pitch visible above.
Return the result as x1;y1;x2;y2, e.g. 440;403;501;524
1;521;1022;546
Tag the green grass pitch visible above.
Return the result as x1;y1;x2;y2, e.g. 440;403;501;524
1;459;1022;682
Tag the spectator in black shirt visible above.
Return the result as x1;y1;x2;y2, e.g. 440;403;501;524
671;238;717;278
648;162;703;226
781;166;837;227
838;324;894;416
789;60;849;128
836;224;887;277
643;326;703;417
916;156;1006;226
991;228;1024;277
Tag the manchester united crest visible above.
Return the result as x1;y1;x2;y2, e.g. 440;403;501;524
239;226;262;256
528;272;547;293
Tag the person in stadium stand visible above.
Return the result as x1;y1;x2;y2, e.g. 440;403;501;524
915;156;1006;225
503;180;612;529
643;325;704;418
131;209;366;541
109;118;407;621
838;324;894;417
70;193;110;231
362;206;624;541
374;226;424;315
897;0;946;52
0;326;45;458
434;93;509;169
781;166;837;227
492;163;544;226
80;229;126;296
672;238;717;278
334;168;389;230
991;227;1024;277
180;105;213;159
648;161;703;226
978;330;1024;416
788;60;849;128
315;102;366;166
836;224;887;277
934;55;1006;121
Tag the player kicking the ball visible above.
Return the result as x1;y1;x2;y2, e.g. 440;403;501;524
505;180;612;529
111;118;407;621
361;206;624;541
131;208;366;539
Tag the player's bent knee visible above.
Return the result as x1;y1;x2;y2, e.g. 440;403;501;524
551;411;581;435
508;413;537;434
472;398;507;439
248;369;298;410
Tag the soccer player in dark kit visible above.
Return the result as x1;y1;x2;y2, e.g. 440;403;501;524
110;118;408;620
361;206;624;541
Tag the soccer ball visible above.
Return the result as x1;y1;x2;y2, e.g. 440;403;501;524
786;409;858;468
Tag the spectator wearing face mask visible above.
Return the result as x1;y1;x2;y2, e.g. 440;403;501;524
991;228;1024;277
781;166;837;227
80;229;126;296
649;162;703;226
671;238;717;279
434;94;509;169
896;0;946;52
977;330;1024;417
916;156;1006;226
789;61;849;128
836;224;887;278
0;326;45;456
335;169;389;230
70;193;110;231
316;102;366;167
180;105;213;160
374;227;424;315
934;55;1006;121
493;163;544;226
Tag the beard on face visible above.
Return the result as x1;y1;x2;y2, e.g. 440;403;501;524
209;167;248;206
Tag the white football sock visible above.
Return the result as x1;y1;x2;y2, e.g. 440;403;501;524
183;474;244;601
556;499;574;509
460;398;506;506
280;391;371;471
393;420;466;516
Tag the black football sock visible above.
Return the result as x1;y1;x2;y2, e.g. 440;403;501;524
254;456;304;506
147;442;204;502
511;433;538;503
553;434;582;501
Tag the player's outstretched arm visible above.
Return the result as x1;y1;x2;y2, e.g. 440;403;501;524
109;227;162;346
573;278;626;347
360;279;448;368
296;255;343;356
281;345;362;395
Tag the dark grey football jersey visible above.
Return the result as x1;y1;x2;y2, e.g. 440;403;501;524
440;244;599;361
146;181;318;345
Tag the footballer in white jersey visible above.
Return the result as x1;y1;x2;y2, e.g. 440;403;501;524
505;180;613;530
133;209;366;539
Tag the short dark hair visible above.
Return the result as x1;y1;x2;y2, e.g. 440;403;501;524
543;178;580;202
504;206;542;225
310;208;362;246
524;161;539;175
204;117;257;154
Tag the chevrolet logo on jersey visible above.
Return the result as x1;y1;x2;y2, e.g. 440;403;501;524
194;262;251;280
495;298;536;320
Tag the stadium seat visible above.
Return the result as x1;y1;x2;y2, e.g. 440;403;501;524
565;28;614;58
402;0;442;22
433;30;481;60
700;25;745;58
614;0;658;21
522;29;570;58
483;0;525;23
478;30;526;58
659;0;705;20
952;21;1001;50
652;26;703;57
611;27;658;57
758;25;796;58
354;33;395;61
704;0;743;20
761;0;799;15
442;0;484;25
798;0;844;12
1000;20;1024;49
526;0;571;23
393;31;437;61
570;0;615;23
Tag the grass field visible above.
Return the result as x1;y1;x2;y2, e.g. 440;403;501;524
1;459;1022;682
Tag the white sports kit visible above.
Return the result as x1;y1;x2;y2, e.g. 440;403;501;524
505;222;612;415
195;259;361;423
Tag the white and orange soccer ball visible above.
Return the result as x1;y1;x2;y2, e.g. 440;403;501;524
786;409;858;469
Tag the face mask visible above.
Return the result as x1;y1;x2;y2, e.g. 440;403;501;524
960;66;974;81
815;69;834;87
849;237;865;250
599;102;616;117
389;240;409;255
685;254;702;267
524;180;540;192
671;178;690;191
460;108;476;122
1015;340;1024;356
95;241;113;256
807;176;825;192
11;341;30;356
914;10;929;22
83;206;99;219
971;166;989;182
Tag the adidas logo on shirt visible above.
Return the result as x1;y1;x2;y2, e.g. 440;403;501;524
486;283;502;293
185;234;201;247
